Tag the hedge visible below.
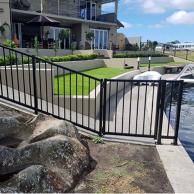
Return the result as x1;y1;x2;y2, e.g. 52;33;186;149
42;54;98;62
113;53;168;58
0;54;98;66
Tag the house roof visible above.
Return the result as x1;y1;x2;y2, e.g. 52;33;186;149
99;0;116;4
117;20;124;28
80;0;117;4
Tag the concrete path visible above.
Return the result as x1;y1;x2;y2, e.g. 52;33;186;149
104;84;157;136
157;143;194;193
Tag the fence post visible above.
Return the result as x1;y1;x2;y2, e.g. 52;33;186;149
99;79;105;136
174;81;184;145
157;80;166;144
32;56;38;114
154;81;162;139
174;48;176;57
186;50;189;60
102;79;107;135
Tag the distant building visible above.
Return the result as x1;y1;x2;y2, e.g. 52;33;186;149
173;43;194;51
126;36;141;49
116;34;142;50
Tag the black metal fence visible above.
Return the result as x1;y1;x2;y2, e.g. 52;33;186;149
0;45;184;144
101;79;183;145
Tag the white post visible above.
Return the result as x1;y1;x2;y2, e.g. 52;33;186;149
58;0;60;15
41;0;43;13
115;0;118;22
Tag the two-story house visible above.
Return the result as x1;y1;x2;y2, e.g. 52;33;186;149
0;0;123;50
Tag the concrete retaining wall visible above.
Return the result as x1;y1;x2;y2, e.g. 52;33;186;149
104;58;137;68
140;57;174;64
0;59;178;118
14;48;72;56
1;48;113;58
54;59;105;76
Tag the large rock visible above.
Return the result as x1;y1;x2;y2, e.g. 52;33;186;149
0;117;92;193
0;104;34;141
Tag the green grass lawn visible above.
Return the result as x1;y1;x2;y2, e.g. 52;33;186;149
54;67;131;96
140;61;188;68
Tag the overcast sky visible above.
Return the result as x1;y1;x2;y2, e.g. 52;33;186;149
103;0;194;43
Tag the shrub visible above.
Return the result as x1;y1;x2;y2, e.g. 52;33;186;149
92;136;104;144
42;53;98;62
3;40;16;48
0;55;17;66
113;52;168;58
0;53;98;66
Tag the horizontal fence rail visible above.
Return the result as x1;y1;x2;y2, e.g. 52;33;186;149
0;44;184;144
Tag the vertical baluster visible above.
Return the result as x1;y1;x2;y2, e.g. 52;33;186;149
142;82;148;135
128;82;133;134
135;82;140;134
21;55;26;105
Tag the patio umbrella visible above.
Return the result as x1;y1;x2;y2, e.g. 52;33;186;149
26;15;61;43
26;15;60;26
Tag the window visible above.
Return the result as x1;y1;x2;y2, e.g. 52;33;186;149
84;2;96;20
48;27;70;48
91;29;109;49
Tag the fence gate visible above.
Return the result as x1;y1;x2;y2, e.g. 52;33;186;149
101;79;183;144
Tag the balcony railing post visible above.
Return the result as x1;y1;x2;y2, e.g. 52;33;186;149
32;55;38;114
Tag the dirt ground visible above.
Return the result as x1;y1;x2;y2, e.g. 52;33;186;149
74;138;174;193
0;103;173;193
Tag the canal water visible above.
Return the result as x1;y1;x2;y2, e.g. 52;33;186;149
167;84;194;162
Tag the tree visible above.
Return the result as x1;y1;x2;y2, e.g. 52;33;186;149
85;32;95;49
143;40;158;51
170;40;180;44
34;36;39;56
70;41;77;55
58;29;70;49
152;41;158;51
125;43;139;51
53;40;59;56
0;22;10;43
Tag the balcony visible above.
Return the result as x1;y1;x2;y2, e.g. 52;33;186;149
11;0;117;24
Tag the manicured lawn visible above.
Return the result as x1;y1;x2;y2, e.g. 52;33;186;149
140;61;188;68
54;67;131;96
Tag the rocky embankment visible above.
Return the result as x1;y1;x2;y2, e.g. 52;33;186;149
0;104;93;193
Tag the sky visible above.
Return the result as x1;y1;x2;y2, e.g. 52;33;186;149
102;0;194;43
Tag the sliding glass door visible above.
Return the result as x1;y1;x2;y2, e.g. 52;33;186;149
91;29;109;49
